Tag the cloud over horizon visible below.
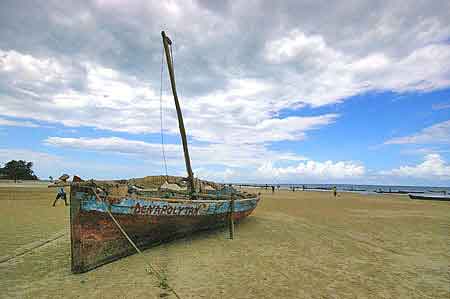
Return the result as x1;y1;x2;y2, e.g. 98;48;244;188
380;153;450;181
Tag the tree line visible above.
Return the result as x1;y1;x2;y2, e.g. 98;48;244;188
0;160;38;181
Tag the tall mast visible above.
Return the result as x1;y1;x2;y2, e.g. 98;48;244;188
161;31;194;195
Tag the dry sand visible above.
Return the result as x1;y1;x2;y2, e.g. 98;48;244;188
0;185;449;298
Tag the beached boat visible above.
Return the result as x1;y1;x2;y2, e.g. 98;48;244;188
69;31;260;273
70;178;259;273
408;193;450;201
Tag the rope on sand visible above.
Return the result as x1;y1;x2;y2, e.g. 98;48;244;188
105;207;182;299
0;232;66;264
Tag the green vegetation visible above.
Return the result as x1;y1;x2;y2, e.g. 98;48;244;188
0;160;38;181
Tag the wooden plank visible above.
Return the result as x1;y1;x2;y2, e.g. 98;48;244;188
48;183;71;188
229;197;235;240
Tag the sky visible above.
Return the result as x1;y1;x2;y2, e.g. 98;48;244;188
0;0;450;186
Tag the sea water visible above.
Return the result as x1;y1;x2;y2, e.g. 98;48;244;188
238;183;450;194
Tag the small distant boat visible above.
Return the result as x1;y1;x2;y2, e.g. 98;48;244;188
408;193;450;201
69;31;260;273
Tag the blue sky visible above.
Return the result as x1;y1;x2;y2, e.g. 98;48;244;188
0;1;449;186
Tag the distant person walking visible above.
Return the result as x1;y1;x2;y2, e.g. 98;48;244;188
271;185;275;193
53;186;68;206
333;186;337;198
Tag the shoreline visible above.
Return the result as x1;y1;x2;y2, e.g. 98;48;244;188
232;183;449;196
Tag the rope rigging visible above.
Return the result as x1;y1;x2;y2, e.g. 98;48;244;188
105;206;182;299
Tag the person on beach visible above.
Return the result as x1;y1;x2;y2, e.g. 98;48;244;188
271;185;275;193
53;186;68;206
333;186;337;198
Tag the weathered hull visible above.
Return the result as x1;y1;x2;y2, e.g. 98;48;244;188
408;193;450;201
70;185;259;273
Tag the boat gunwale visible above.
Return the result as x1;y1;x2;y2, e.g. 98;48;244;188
72;182;260;204
78;192;260;205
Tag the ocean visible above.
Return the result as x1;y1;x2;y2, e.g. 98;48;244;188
237;183;450;194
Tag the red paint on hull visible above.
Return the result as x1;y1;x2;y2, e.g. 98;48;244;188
70;187;257;273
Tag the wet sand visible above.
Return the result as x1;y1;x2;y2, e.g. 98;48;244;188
0;185;449;298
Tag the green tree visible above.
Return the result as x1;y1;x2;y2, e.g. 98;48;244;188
2;160;38;182
0;165;6;178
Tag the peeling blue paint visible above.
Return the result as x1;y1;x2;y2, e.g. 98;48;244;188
76;191;259;217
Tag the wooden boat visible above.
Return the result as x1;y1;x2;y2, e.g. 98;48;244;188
408;193;450;201
69;31;260;273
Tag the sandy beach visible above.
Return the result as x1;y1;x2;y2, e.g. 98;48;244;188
0;185;449;298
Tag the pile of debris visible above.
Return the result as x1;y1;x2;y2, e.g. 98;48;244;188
49;175;237;198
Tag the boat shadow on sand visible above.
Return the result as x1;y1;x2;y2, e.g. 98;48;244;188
154;215;257;246
135;216;258;298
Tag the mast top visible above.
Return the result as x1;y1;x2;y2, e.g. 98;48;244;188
161;31;172;45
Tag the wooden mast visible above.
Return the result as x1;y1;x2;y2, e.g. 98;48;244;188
161;31;194;195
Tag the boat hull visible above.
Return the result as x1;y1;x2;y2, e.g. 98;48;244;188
408;193;450;201
70;184;259;273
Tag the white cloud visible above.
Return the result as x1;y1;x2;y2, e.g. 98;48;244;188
264;30;339;64
44;136;170;155
264;31;450;106
0;148;63;178
257;160;366;180
0;147;162;180
44;135;369;182
194;167;236;182
0;117;40;128
379;153;450;180
44;136;307;169
0;49;337;146
385;120;450;144
432;102;450;110
0;51;165;134
0;49;65;82
0;149;61;165
2;2;450;142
